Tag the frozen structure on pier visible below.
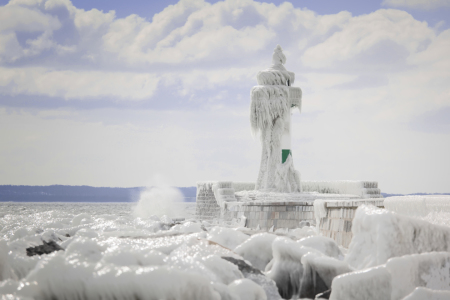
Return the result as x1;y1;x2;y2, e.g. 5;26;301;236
251;45;302;193
195;46;384;247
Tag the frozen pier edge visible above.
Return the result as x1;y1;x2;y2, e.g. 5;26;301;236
195;180;384;247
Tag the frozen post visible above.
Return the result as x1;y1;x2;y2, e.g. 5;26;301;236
250;45;302;192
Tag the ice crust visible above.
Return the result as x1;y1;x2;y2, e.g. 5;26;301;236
0;203;253;300
346;205;450;270
331;252;450;300
234;233;277;271
403;287;450;300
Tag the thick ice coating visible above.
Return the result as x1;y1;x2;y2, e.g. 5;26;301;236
234;233;277;271
403;287;450;300
331;252;450;300
346;205;450;269
250;45;302;192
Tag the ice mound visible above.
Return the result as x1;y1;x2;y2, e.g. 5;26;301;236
21;259;221;300
330;265;391;300
300;252;351;298
234;233;277;270
346;205;450;270
298;236;344;260
228;278;267;300
207;226;250;250
265;236;343;299
1;202;282;300
290;225;317;240
170;221;203;233
331;252;450;300
201;255;244;284
7;200;450;300
3;234;250;300
221;257;282;300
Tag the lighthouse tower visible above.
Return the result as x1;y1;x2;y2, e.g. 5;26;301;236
250;45;302;192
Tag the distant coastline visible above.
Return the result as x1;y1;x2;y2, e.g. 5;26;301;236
0;185;448;203
0;185;197;202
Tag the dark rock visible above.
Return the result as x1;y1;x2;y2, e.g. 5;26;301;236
26;240;64;256
299;265;329;299
222;256;282;300
299;254;350;299
221;256;263;275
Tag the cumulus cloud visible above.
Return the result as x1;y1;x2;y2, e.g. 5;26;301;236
301;9;434;69
383;0;450;10
0;0;448;123
1;0;450;192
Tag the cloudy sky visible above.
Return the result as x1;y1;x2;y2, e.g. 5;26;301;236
0;0;449;193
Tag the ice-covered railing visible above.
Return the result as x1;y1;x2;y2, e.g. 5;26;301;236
384;196;450;217
301;181;381;198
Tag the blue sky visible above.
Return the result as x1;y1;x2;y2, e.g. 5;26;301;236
0;0;449;193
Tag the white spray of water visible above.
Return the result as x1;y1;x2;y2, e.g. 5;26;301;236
134;176;184;219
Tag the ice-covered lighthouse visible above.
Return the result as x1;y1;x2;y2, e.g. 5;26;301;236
196;45;383;237
251;45;302;193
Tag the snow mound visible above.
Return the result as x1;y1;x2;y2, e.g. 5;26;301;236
346;205;450;270
298;236;343;260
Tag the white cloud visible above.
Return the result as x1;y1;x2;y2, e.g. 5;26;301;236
74;8;115;30
0;67;159;100
383;0;450;10
0;4;60;32
301;9;434;69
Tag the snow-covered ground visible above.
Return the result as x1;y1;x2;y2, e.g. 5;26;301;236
1;195;450;300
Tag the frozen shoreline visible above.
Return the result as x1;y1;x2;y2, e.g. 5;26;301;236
1;200;450;299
